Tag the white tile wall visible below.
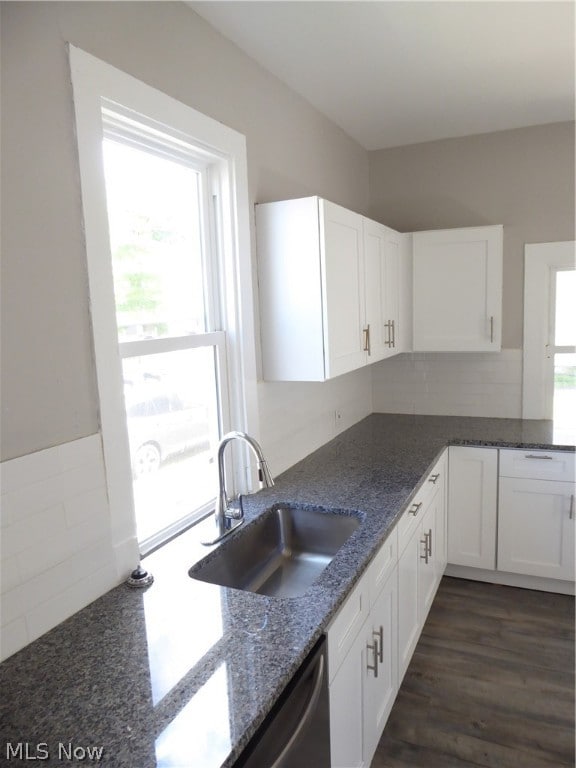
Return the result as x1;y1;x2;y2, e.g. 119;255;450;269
258;366;373;475
372;349;523;419
0;435;119;661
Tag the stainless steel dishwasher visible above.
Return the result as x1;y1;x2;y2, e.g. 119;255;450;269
234;636;331;768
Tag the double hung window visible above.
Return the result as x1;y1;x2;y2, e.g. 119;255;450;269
101;115;230;551
70;47;257;565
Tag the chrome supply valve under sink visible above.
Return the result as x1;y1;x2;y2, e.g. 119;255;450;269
190;504;361;598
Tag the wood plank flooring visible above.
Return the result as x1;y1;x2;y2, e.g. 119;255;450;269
371;577;575;768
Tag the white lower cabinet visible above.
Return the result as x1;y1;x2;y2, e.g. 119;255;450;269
329;617;366;768
447;446;498;569
498;477;575;581
363;569;398;767
328;528;398;768
398;485;445;682
397;523;420;683
329;451;447;767
329;565;399;768
447;446;575;592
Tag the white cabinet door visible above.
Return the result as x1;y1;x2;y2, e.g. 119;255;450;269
363;218;389;363
363;219;406;362
256;197;367;381
257;196;410;381
397;526;420;681
412;225;503;351
256;197;326;382
321;200;367;378
329;617;367;768
498;478;575;581
363;569;398;767
418;503;437;623
448;446;498;569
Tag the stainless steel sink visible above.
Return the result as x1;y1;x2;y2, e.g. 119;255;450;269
189;505;360;598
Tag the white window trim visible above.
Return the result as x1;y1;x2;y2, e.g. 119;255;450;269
523;241;576;419
69;46;260;577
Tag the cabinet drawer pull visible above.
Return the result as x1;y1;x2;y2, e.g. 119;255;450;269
420;533;429;564
427;528;432;557
363;325;371;354
428;473;440;484
367;641;379;677
409;502;423;516
384;321;392;348
374;626;384;663
524;454;554;460
391;319;396;348
570;494;574;521
490;315;494;343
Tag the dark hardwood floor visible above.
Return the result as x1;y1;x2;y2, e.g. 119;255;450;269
371;577;575;768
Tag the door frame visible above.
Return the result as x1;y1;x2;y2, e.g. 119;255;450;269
523;241;575;419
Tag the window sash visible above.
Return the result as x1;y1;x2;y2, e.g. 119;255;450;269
119;331;226;359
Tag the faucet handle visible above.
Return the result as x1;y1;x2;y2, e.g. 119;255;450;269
258;459;274;488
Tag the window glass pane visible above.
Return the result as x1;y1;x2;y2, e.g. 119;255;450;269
103;139;207;340
123;347;219;545
553;352;576;441
554;270;576;346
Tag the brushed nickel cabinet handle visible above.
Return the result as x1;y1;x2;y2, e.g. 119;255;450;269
391;319;396;348
384;321;391;347
363;325;371;354
409;502;423;516
490;316;494;343
367;641;379;677
570;494;574;521
427;528;432;557
374;626;384;664
428;473;440;484
524;454;553;460
420;533;429;564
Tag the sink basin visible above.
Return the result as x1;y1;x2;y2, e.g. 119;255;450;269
189;504;361;598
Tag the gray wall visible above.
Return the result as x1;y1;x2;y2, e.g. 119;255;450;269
369;122;575;350
0;1;370;462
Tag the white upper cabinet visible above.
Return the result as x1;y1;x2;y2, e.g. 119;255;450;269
256;197;407;381
363;219;408;361
322;200;367;377
412;225;503;352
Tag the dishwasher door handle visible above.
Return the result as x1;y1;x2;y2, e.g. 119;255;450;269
270;654;325;768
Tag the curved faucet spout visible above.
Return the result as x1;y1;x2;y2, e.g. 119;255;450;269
203;431;274;545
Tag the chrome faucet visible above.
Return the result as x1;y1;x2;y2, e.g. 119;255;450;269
202;431;274;545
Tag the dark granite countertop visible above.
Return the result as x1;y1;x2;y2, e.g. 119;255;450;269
1;414;574;767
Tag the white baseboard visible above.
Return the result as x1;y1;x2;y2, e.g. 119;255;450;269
445;563;575;595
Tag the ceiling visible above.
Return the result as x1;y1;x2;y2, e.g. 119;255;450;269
189;1;575;150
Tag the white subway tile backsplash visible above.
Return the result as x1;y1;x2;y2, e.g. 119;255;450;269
17;517;110;583
26;563;117;643
57;433;102;471
0;446;61;495
372;349;522;419
259;366;373;475
0;617;29;661
64;486;110;528
1;460;106;527
2;504;67;556
0;554;22;595
0;434;118;662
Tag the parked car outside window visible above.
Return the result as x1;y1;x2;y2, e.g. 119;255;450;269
125;381;210;477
